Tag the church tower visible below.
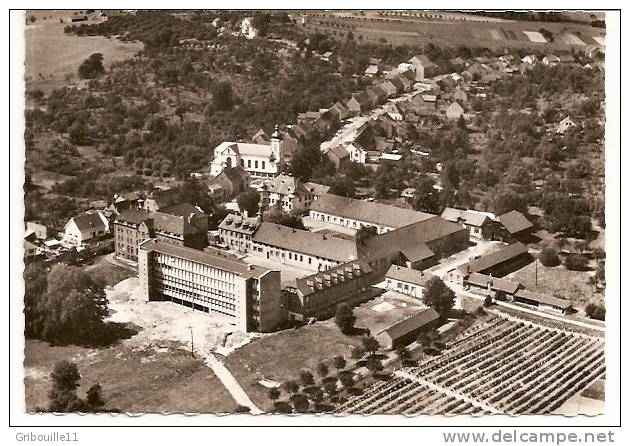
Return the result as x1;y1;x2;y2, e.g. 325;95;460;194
270;124;284;172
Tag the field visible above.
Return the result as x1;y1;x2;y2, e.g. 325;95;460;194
224;321;363;411
24;339;235;413
335;315;605;415
25;18;143;92
301;12;604;50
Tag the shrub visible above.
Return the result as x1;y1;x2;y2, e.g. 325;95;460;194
539;247;561;267
585;302;605;321
564;253;589;271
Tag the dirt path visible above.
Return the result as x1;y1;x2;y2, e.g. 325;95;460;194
205;354;262;414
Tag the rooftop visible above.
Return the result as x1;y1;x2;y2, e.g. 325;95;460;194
514;289;573;310
376;307;439;341
70;212;107;232
456;242;529;275
386;265;435;287
499;210;533;234
295;260;373;297
466;272;521;295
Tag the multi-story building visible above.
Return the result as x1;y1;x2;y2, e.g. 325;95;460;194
218;213;260;253
258;174;330;214
308;193;434;234
384;265;434;299
114;203;208;262
210;126;284;178
138;240;284;333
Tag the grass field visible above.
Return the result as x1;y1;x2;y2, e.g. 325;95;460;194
24;339;236;413
84;256;135;287
224;321;363;411
302;13;604;51
25;20;143;92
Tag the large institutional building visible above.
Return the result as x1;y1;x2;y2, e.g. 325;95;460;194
138;240;284;333
210;127;285;178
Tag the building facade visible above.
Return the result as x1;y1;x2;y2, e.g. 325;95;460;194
258;174;330;214
64;212;110;247
138;240;284;333
218;213;260;253
114;209;153;261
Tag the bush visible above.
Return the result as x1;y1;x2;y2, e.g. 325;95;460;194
483;295;493;307
585;302;605;321
564;253;589;271
539;247;560;267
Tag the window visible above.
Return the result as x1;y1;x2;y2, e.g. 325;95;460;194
241;159;244;167
255;160;259;169
248;160;252;168
262;161;266;170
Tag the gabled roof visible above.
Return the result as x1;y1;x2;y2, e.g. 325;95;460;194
219;213;260;235
466;272;521;295
400;243;435;262
310;194;434;229
115;208;153;225
446;102;464;115
441;207;494;227
160;202;205;219
364;65;379;75
326;145;350;160
214;141;274;158
295;260;373;297
514;289;572;310
252;222;358;262
499;210;533;234
409;54;438;68
386;265;434;287
69;212;107;232
376;307;439;341
217;166;249;184
263;174;309;196
456;242;529;275
304;181;331;196
153;211;202;236
349;91;372;108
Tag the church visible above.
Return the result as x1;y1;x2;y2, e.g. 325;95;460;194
210;126;284;178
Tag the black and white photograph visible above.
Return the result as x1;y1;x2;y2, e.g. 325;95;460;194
7;3;624;442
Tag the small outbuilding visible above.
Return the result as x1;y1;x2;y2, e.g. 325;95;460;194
375;307;440;349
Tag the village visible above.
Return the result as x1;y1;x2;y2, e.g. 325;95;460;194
22;10;607;417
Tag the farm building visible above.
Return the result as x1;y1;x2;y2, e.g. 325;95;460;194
498;210;534;241
445;242;532;285
441;207;498;239
513;289;573;314
375;307;440;349
464;272;521;297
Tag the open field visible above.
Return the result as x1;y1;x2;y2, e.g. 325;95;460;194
335;315;604;415
84;255;135;287
24;339;235;413
302;13;604;50
507;259;602;311
25;20;143;92
224;321;363;411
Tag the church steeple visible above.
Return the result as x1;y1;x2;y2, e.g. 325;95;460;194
270;124;284;171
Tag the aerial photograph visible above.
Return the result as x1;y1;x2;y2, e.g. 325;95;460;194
21;9;607;417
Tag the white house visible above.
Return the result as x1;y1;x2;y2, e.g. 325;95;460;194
210;127;284;178
385;265;435;298
557;116;577;134
445;102;465;120
345;141;369;164
240;17;258;39
64;211;109;247
521;54;539;65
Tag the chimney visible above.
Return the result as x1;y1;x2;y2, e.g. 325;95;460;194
243;210;249;219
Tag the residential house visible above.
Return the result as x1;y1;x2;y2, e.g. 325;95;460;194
366;86;388;106
207;182;226;202
542;54;561;66
330;101;351;121
213;166;250;198
325;145;350;170
252;128;271;145
557;116;577;134
379;80;398;98
152;205;209;250
258;174;329;214
409;54;440;80
441;207;497;239
345;140;369;164
445;102;465;120
25;221;48;240
297;111;322;125
218;213;261;253
346;92;372;116
464;272;521;298
498;210;534;241
143;187;182;212
521;54;539;65
453;89;468;103
64;211;110;247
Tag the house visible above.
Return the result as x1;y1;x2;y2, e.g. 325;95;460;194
440;207;497;239
143;187;182;212
152;205;209;250
379;80;398;98
291;122;321;146
114;208;154;261
210;127;284;178
385;265;434;298
445;242;531;285
366;86;388;105
240;17;258;39
512;289;573;313
213;166;250;198
559;54;576;64
557;116;577;134
321;51;333;62
218;213;261;253
207;183;226;202
258;174;328;213
445;102;465;120
521;54;539;66
297;111;322;125
542;54;561;66
24;239;38;259
26;221;48;240
325;145;350;170
379;153;403;162
252;128;271;145
585;45;603;59
498;210;534;241
401;187;416;200
330;101;351;121
111;191;143;214
387;76;406;95
408;54;440;80
364;64;380;77
375;308;440;349
453;89;468;103
345;140;369;164
283;260;376;322
64;211;110;247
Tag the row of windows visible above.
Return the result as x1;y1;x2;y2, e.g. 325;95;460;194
157;284;237;311
154;270;237;299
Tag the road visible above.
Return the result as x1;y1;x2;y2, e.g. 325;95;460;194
205;354;262;414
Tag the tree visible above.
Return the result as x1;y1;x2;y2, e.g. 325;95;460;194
351;345;365;360
539;247;560;267
290;393;310;413
299;369;315;388
236;190;260;216
585;302;605;321
422;277;456;320
334;303;356;334
592;248;606;265
338;371;355;389
366;356;383;374
48;361;84;412
37;264;109;345
564;253;588;271
78;53;105;79
24;263;48;338
283;379;299;395
323;380;337;396
86;383;105;412
361;336;380;357
212;81;235;111
317;362;329;379
356;225;378;245
494;290;508;302
493;190;528;215
332;355;346;373
267;387;281;403
483;295;493;307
